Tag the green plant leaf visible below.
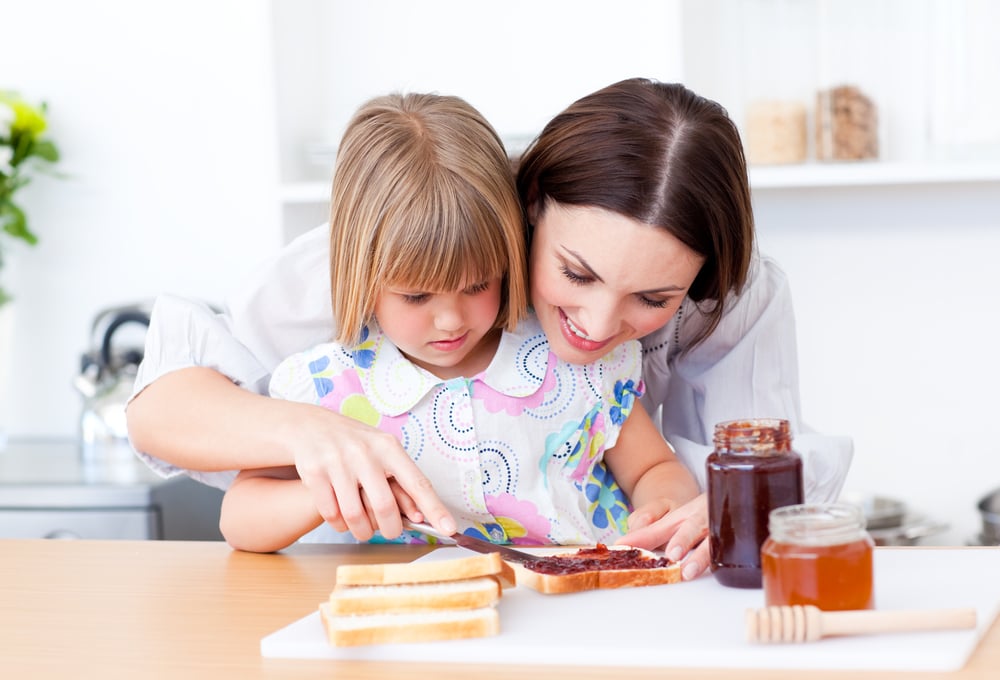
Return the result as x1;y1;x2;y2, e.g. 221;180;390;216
1;202;37;245
31;139;59;163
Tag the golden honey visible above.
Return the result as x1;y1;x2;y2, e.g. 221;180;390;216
761;503;874;611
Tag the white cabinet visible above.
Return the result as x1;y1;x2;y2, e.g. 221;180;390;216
0;440;224;540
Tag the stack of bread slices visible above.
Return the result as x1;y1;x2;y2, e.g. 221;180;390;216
320;552;513;647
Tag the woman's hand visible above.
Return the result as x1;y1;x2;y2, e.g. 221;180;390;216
615;492;710;581
288;404;456;541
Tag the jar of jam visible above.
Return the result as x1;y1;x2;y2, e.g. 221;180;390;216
707;418;803;588
762;503;875;611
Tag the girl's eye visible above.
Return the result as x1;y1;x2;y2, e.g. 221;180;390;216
465;280;490;295
559;264;591;285
401;293;429;304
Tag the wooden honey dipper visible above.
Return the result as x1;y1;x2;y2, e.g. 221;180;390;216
746;605;977;643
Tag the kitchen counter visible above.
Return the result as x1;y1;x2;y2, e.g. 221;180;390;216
1;539;997;679
0;439;223;539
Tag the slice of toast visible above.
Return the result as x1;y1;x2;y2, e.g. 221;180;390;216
509;544;680;594
320;602;499;647
322;552;509;646
329;576;502;615
335;551;512;587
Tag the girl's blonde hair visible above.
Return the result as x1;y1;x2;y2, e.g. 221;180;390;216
330;92;528;346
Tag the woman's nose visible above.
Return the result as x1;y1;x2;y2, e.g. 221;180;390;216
576;299;621;341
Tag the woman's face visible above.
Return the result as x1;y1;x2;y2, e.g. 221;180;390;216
529;201;705;365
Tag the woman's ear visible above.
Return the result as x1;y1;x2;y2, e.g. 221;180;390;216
525;200;540;226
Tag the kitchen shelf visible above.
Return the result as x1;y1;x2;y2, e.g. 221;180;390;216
280;160;1000;207
749;160;1000;189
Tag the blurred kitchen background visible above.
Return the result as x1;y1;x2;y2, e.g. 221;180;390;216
1;0;999;543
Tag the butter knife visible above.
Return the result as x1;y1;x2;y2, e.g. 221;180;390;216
402;519;540;566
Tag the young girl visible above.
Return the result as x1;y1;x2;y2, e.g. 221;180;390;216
219;92;698;552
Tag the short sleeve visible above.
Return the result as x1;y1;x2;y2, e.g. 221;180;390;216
597;339;645;451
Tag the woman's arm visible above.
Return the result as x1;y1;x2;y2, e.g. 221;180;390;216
128;366;456;541
125;226;456;540
220;466;323;553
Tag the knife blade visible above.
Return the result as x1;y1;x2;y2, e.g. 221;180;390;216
402;519;540;566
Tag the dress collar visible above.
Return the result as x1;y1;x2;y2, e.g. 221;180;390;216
356;316;549;416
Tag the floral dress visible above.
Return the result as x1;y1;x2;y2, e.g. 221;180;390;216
269;315;644;545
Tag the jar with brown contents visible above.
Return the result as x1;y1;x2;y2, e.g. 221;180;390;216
762;503;875;611
707;418;803;588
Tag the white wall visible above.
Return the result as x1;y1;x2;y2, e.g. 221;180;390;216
1;0;281;438
754;182;1000;545
271;0;685;184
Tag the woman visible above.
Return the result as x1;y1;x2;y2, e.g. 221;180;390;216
127;79;851;579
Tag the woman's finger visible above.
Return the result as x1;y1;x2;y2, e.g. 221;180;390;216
331;472;377;541
384;456;456;536
389;478;423;523
356;471;404;540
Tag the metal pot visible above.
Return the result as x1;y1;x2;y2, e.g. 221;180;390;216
976;487;1000;546
849;495;948;546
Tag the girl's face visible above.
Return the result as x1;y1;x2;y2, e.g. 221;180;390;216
529;201;705;365
374;276;504;380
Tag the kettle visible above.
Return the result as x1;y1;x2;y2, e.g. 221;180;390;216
73;303;151;461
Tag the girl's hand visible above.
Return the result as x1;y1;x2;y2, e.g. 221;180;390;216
615;492;710;581
289;405;456;541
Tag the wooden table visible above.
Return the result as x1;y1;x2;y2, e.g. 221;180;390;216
1;539;997;679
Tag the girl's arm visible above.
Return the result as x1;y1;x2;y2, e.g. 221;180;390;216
603;404;700;527
220;466;323;553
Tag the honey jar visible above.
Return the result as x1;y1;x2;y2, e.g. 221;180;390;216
706;419;803;588
762;503;875;611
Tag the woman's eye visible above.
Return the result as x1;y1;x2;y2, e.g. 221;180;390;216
401;293;429;304
559;264;590;285
638;295;669;310
465;281;490;295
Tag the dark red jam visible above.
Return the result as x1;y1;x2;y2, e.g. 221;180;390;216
707;419;803;589
523;544;674;575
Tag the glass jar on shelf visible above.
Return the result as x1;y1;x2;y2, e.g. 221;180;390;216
813;2;888;162
739;0;815;166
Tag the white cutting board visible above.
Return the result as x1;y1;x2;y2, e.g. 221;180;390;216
261;547;1000;671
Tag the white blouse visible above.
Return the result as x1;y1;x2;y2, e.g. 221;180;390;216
131;223;852;501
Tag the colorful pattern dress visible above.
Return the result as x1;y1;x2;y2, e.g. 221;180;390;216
269;315;644;545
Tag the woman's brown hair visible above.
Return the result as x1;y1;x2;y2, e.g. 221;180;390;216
516;78;754;347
